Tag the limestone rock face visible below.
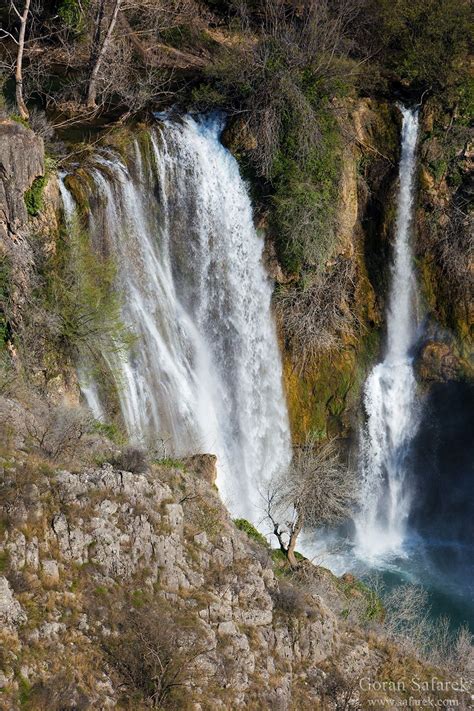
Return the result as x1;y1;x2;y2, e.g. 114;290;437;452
0;450;456;709
0;576;26;628
0;120;45;328
0;120;44;239
0;457;345;709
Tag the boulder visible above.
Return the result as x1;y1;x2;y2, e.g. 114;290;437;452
0;575;26;627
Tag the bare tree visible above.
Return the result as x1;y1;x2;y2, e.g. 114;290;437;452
102;606;215;708
85;0;123;108
263;436;358;567
24;399;94;461
14;0;31;119
0;0;32;118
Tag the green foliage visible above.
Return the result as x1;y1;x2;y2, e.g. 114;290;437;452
91;420;123;444
58;0;89;34
271;548;305;576
155;457;184;469
24;157;55;217
24;175;46;217
18;675;32;709
206;10;345;276
430;158;448;184
337;575;385;623
371;0;472;91
10;113;29;128
234;518;269;547
0;550;9;573
40;214;131;364
191;84;226;110
272;101;341;273
131;589;146;608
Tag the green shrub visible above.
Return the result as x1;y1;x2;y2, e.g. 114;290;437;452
58;0;89;33
337;575;385;623
92;420;123;443
191;84;226;110
24;175;46;216
0;550;9;573
10;113;28;128
39;214;131;363
271;98;341;274
155;457;184;469
369;0;472;92
234;518;269;547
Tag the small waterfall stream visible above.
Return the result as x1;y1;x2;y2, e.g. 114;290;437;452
61;116;291;521
354;106;420;559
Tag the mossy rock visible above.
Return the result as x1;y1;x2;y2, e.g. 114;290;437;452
25;175;47;216
283;319;380;443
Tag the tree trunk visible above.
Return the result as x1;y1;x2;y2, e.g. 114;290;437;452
286;516;303;568
85;0;122;108
15;0;31;120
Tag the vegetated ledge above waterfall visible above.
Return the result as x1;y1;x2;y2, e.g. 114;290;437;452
0;401;467;711
225;97;402;443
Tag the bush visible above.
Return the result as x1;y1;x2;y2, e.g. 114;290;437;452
24;175;47;217
367;0;472;92
102;604;213;709
234;518;269;547
20;214;131;378
270;579;311;617
276;255;360;368
112;446;148;474
24;400;94;461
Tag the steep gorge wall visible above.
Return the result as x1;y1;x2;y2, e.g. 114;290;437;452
0;119;69;393
415;98;473;382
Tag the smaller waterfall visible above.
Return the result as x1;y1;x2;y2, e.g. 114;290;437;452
355;107;420;559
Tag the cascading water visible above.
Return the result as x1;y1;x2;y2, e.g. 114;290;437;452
354;106;420;559
60;115;291;522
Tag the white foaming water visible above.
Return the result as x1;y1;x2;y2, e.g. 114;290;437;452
354;106;420;560
60;116;291;521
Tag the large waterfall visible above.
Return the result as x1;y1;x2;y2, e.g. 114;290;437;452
60;116;291;521
354;106;420;559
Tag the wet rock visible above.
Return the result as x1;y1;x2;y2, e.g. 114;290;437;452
417;341;463;382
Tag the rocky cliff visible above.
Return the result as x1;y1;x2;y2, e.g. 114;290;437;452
0;120;44;332
415;96;473;381
0;422;463;710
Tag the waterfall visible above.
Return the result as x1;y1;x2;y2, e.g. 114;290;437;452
60;115;291;522
354;106;420;559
